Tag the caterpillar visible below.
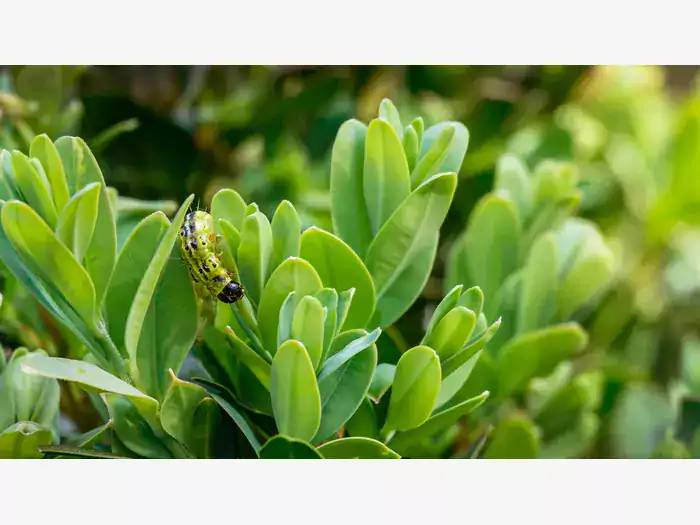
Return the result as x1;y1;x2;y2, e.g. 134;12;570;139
179;210;245;304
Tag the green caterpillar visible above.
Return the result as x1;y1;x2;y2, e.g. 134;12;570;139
179;210;245;304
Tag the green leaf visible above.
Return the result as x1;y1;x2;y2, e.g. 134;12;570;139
403;125;420;173
257;257;323;353
271;200;301;269
317;437;400;459
314;338;377;442
160;372;208;453
217;218;241;273
133;250;198;400
330;119;373;258
104;212;169;352
194;378;262;455
291;295;325;370
424;285;463;340
497;323;588;398
384;346;442;432
434;350;483;410
225;327;272;390
277;291;300;349
18;354;160;426
345;397;378;438
71;138;118;308
518;233;558;333
317;328;381;382
366;172;456;326
124;195;193;363
494;154;533;221
0;422;55;459
38;445;127;459
388;391;489;456
484;416;541;459
378;98;403;139
336;288;355;335
424;306;476;361
11;150;58;229
54;135;82;194
1;200;98;328
300;227;375;329
411;125;456;189
368;363;396;403
237;211;273;307
450;194;521;317
315;288;339;363
103;393;172;459
271;340;322;441
363;119;411;235
55;181;100;264
190;398;220;459
420;122;469;176
259;435;322;459
4;349;60;428
411;117;424;143
29;134;70;212
211;188;247;231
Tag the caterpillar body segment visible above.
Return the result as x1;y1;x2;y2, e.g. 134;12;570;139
179;210;245;304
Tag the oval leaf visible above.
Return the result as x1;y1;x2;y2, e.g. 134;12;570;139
271;340;322;441
291;295;325;369
237;211;274;307
384;345;442;432
317;437;400;459
11;150;58;228
363;119;411;235
300;227;375;329
55;182;100;264
271;200;301;269
259;435;322;459
29;134;71;212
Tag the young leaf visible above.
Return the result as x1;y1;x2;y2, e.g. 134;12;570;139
257;257;323;353
1;201;98;329
71;138;118;308
388;391;489;455
497;323;588;398
384;346;442;432
450;194;521;318
378;98;404;139
420;122;470;176
291;295;325;370
271;340;322;441
410;124;456;189
363;119;410;235
518;233;558;334
259;435;322;459
494;154;533;222
313;339;377;443
345;397;378;438
237;211;274;307
458;286;484;316
317;328;381;382
424;284;463;341
11;150;58;228
124;195;193;364
104;212;169;352
330;119;373;258
277;291;300;349
314;288;338;363
215;218;242;276
133;252;198;401
225;327;272;389
271;200;301;269
211;188;247;231
29;134;70;212
317;437;400;459
366;172;456;327
403;125;420;173
55;182;100;264
424;306;476;361
299;227;375;329
434;351;483;410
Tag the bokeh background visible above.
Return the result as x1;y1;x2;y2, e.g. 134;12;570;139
3;65;700;458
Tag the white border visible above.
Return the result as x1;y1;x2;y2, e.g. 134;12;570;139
1;0;698;64
2;460;698;523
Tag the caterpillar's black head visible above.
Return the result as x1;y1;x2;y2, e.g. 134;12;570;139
217;281;245;304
